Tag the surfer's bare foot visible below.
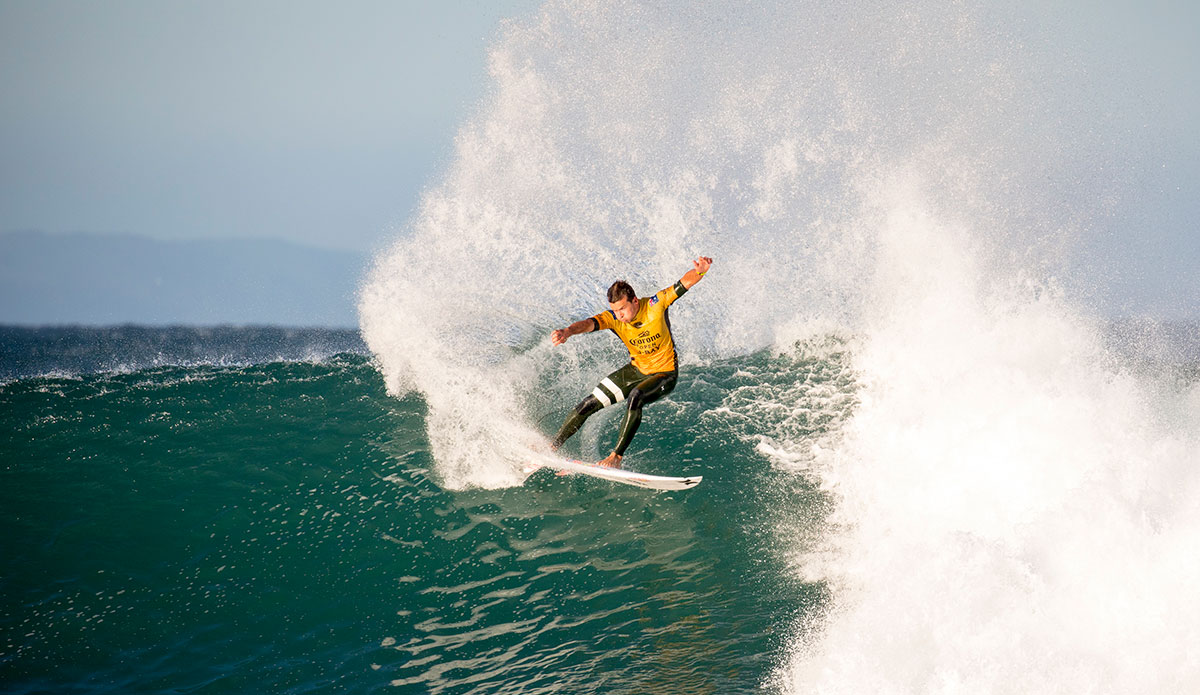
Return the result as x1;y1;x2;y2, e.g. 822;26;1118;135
597;452;622;468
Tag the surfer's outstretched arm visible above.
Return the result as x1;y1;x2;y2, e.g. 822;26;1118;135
551;318;597;346
679;256;713;290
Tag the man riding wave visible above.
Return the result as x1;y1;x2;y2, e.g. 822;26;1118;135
550;256;713;468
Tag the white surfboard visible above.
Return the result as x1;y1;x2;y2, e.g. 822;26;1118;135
523;454;702;490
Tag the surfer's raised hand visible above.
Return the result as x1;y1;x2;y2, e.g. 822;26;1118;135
551;328;569;346
681;256;713;290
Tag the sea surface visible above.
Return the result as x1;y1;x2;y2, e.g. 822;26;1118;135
2;326;848;693
4;323;1199;693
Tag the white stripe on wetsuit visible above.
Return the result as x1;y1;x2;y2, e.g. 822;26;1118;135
591;377;626;407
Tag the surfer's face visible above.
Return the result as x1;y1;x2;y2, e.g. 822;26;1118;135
609;296;639;323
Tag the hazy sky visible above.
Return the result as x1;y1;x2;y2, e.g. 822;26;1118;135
1;1;1197;317
1;0;540;252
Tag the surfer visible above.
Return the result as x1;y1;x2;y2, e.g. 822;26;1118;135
549;256;712;468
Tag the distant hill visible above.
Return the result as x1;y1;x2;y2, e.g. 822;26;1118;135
0;231;368;327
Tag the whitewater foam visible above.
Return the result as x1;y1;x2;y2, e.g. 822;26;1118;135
776;184;1200;693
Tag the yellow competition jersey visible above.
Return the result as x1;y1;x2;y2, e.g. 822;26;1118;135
592;282;688;374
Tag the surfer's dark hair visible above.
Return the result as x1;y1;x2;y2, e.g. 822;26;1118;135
607;280;636;304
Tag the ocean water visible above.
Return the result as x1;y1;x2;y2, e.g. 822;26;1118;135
7;0;1200;692
3;322;1196;694
2;327;845;693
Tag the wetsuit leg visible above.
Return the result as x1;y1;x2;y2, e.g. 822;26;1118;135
552;363;640;449
612;372;677;456
551;394;604;449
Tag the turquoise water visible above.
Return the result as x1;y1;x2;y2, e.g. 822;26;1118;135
2;328;847;693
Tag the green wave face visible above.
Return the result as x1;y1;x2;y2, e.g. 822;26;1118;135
1;331;848;693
